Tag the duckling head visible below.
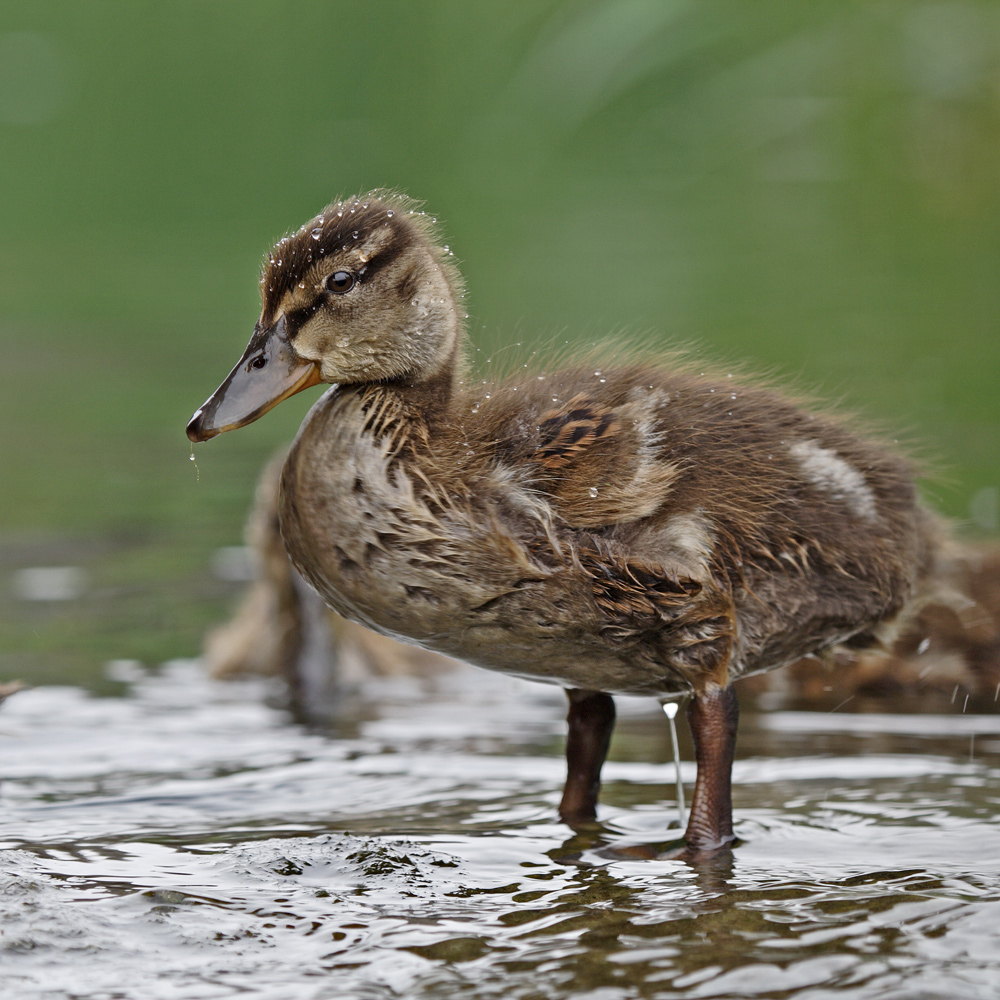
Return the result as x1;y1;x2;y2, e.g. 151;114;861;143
187;192;463;442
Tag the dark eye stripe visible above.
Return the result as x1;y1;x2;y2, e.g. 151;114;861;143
285;299;323;334
349;231;410;282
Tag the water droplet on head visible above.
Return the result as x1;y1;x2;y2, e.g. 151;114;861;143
386;209;394;218
588;487;599;498
310;227;323;240
352;230;359;239
599;378;606;383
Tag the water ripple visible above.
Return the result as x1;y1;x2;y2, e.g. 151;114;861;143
2;662;999;999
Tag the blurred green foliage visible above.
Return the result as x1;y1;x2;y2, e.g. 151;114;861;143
1;1;998;681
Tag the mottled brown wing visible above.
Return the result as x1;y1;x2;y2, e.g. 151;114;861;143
530;394;621;469
526;393;679;528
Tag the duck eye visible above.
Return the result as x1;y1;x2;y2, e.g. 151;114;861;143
326;270;355;294
250;355;268;370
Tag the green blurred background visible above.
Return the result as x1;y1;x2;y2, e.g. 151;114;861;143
1;1;998;689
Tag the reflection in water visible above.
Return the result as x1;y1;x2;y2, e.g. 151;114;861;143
1;662;999;999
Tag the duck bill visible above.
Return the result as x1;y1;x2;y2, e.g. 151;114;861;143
186;317;322;442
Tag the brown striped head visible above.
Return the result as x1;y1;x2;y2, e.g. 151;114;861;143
187;192;464;442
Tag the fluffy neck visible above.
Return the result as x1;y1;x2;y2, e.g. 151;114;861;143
389;255;467;418
386;333;464;428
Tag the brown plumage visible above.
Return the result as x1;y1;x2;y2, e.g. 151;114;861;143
188;191;940;854
203;451;458;707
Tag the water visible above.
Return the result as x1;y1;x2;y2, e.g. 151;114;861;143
2;662;999;999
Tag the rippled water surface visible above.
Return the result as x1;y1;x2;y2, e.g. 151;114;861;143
2;663;999;999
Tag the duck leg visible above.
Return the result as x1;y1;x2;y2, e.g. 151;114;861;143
684;684;739;852
558;688;616;825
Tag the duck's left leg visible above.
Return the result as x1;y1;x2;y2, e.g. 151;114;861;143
559;688;616;825
684;683;739;852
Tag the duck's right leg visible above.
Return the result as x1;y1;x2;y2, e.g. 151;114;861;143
558;688;616;825
684;683;739;853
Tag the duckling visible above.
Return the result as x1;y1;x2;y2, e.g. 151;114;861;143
188;192;939;853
